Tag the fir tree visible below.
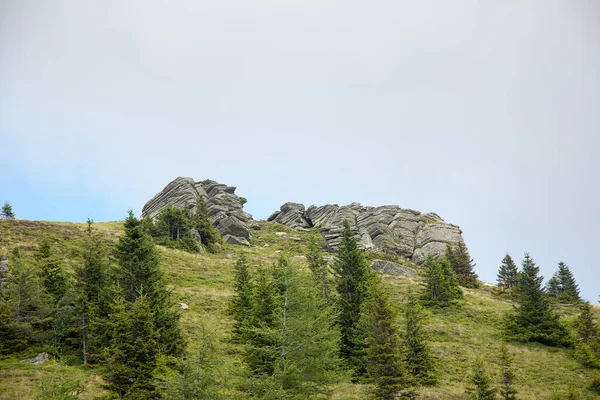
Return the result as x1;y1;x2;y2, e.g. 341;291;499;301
504;254;570;347
193;196;222;248
36;237;68;302
361;277;409;400
498;344;517;400
105;294;159;399
115;210;184;357
446;242;479;288
573;302;600;368
421;254;462;307
306;236;330;299
0;202;15;219
402;291;437;386
231;253;254;342
546;262;581;304
332;220;375;374
497;254;519;296
466;360;497;400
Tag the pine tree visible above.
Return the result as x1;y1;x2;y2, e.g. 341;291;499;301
446;242;479;288
546;262;581;304
498;344;517;400
497;254;519;296
36;237;68;302
306;236;330;299
1;202;15;219
402;291;437;386
231;253;254;342
115;210;184;357
504;254;570;347
421;254;462;307
466;360;497;400
105;294;158;399
332;220;375;374
361;277;409;400
74;219;110;364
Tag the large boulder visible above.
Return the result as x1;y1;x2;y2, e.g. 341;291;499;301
270;202;468;265
370;260;416;277
0;256;8;291
142;177;252;245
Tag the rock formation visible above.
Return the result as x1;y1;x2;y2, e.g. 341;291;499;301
0;256;8;291
269;202;466;264
142;177;252;246
370;260;416;277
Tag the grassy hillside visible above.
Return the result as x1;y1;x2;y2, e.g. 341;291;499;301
0;219;598;399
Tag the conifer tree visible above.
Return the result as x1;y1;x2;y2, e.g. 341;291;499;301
546;262;581;304
402;291;437;386
466;360;497;400
446;242;479;288
231;253;254;342
497;254;519;296
421;254;462;307
74;219;109;364
573;302;600;368
115;210;184;357
193;196;222;248
498;344;517;400
1;202;15;219
361;277;409;400
504;254;570;347
332;220;375;374
36;237;68;302
105;294;158;399
306;236;330;299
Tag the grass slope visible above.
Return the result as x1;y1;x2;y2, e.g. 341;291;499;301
0;219;598;399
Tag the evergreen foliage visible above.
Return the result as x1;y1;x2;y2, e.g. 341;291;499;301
36;376;83;400
231;253;254;342
421;254;462;307
361;278;410;400
503;254;570;347
546;262;581;304
151;205;200;252
193;196;222;248
497;254;519;296
332;220;375;373
573;302;600;368
306;236;330;300
1;202;15;219
466;360;497;400
445;242;479;288
115;210;184;357
498;344;517;400
402;291;437;386
36;237;68;302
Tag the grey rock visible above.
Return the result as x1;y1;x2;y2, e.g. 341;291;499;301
370;260;416;277
223;234;250;246
249;221;262;230
0;256;8;291
270;202;468;265
275;232;287;237
142;177;252;245
21;352;49;365
288;236;302;242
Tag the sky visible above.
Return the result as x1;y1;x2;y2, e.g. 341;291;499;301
1;1;599;302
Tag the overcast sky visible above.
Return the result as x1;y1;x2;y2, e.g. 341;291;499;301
1;1;598;302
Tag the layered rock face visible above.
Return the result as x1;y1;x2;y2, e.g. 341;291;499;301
142;177;252;245
269;202;465;265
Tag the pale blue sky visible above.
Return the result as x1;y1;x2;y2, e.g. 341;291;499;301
1;1;599;302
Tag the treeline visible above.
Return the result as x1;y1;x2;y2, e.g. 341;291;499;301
141;197;222;253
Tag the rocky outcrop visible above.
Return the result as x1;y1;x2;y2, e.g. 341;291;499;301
270;202;466;265
21;352;49;365
142;177;252;245
370;260;416;277
0;256;8;291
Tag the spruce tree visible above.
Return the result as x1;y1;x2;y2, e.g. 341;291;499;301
497;254;519;296
498;344;517;400
306;236;330;299
1;202;15;219
466;360;497;400
504;254;570;347
573;302;600;368
361;277;409;400
115;210;184;357
332;220;375;374
446;242;479;288
402;291;437;386
193;196;221;248
231;253;254;342
421;254;462;307
546;262;581;304
36;237;68;302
